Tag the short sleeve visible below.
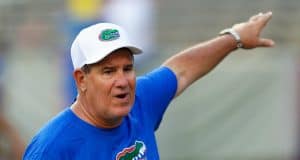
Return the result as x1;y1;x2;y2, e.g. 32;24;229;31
135;67;177;130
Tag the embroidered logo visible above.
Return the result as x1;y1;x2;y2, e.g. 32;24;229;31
99;29;120;41
116;141;147;160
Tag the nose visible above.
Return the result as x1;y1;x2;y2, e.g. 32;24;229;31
114;72;129;89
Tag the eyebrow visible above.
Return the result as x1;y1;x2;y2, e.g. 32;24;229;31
124;64;133;67
101;63;133;69
102;66;115;70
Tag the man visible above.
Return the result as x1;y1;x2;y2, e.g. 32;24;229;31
23;12;274;159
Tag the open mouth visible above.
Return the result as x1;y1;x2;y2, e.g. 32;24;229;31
115;93;128;99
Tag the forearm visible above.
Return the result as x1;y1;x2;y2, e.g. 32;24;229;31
163;34;237;96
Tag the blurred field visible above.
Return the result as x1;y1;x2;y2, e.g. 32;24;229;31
156;48;298;160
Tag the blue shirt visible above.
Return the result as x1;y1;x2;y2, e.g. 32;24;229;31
23;67;177;160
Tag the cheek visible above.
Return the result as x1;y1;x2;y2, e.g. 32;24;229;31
90;85;112;108
129;76;136;91
130;81;136;103
88;79;112;98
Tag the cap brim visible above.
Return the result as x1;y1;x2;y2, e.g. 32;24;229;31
85;44;143;66
123;45;143;55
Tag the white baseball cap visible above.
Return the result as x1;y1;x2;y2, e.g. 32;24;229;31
71;23;143;70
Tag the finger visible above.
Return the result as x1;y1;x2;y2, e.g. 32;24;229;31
257;11;273;29
258;38;275;47
249;12;263;21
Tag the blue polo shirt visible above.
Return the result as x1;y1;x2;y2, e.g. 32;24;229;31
23;66;177;160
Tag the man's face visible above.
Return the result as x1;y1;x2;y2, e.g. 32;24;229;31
83;48;136;123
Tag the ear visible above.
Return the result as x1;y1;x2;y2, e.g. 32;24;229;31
73;69;87;93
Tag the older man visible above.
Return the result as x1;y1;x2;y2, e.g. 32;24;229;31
23;12;274;160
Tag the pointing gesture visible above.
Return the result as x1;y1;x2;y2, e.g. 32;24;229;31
233;11;275;49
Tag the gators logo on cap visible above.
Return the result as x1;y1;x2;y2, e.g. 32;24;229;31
116;141;146;160
100;29;120;41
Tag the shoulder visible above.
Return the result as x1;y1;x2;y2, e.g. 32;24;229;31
137;66;176;81
23;108;82;159
136;66;177;90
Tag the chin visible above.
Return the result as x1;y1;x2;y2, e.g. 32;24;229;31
115;104;132;117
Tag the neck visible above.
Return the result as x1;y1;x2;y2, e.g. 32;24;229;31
70;98;122;129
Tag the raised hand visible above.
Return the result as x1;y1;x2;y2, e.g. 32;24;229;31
233;11;275;49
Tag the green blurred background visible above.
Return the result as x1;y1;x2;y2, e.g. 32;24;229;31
0;0;299;159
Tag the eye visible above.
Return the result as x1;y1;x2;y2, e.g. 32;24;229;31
124;65;133;72
104;70;112;74
102;68;115;75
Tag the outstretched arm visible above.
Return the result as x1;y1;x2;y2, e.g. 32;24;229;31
163;11;275;97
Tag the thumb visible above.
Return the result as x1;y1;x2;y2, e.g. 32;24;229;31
258;38;275;47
